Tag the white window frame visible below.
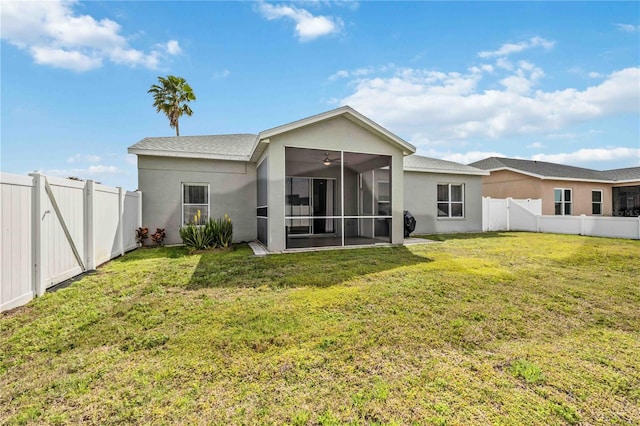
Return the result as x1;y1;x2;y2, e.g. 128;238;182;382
554;188;573;216
437;183;465;219
592;189;603;215
182;183;210;225
377;179;390;216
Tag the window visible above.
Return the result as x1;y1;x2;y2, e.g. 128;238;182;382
592;190;603;215
554;188;572;215
182;183;209;225
377;180;390;215
437;184;464;218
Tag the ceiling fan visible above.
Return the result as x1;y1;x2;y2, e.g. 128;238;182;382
322;152;345;166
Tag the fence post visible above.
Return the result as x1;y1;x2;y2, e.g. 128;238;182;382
506;197;512;231
580;214;586;236
29;172;48;297
137;191;142;230
85;180;95;270
638;216;640;240
536;215;541;233
118;187;124;256
483;197;489;231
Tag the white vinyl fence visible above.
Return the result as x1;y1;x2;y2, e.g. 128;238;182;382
483;197;640;240
482;197;542;231
1;172;141;312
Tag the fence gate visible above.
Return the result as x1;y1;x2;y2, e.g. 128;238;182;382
1;172;142;311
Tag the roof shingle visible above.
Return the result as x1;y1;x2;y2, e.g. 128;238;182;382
128;134;257;160
469;157;640;182
404;155;488;175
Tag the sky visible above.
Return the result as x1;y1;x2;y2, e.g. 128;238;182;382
1;0;639;190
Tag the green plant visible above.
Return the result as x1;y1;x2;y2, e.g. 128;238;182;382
179;213;231;251
150;228;166;246
179;223;211;250
218;214;233;247
204;217;220;248
136;227;149;245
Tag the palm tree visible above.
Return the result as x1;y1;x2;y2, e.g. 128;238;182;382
148;75;196;136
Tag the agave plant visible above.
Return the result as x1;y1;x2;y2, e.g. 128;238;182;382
218;214;233;248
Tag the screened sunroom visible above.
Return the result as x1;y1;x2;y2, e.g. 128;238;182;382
284;147;392;249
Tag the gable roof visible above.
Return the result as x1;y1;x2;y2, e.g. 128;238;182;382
128;134;257;161
469;157;640;183
129;106;416;163
255;106;416;157
404;155;488;176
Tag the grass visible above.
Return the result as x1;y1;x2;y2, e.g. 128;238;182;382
1;232;639;425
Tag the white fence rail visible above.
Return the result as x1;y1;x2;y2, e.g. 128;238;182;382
483;197;640;240
1;172;141;312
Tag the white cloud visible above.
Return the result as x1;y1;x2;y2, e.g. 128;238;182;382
478;36;555;58
527;142;545;149
46;164;123;179
257;2;343;41
616;23;640;33
212;69;230;79
338;66;640;143
532;147;640;165
0;0;178;71
165;40;182;55
495;57;513;71
30;46;102;72
67;153;102;163
329;65;393;81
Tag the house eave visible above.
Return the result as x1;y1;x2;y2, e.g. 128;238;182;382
487;167;614;183
404;167;489;176
611;179;640;185
127;147;250;162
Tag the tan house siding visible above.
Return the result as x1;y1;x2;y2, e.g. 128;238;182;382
538;180;611;216
481;170;542;199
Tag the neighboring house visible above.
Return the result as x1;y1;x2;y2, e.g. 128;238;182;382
469;157;640;217
128;106;487;252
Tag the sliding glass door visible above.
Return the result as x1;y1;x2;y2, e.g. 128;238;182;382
286;177;336;235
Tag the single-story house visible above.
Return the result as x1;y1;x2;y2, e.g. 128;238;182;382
128;106;488;252
469;157;640;217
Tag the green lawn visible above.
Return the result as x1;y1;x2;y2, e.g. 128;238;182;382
1;232;639;425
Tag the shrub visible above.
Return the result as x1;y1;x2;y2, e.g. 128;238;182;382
204;217;220;248
179;214;232;250
150;228;166;246
179;223;212;250
218;214;233;247
136;227;149;245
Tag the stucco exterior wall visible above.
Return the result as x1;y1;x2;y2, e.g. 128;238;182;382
403;171;484;234
264;115;405;251
481;170;543;199
538;180;611;216
137;155;256;245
